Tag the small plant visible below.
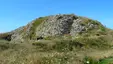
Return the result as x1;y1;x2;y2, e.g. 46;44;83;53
84;56;99;64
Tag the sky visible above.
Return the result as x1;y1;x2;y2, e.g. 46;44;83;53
0;0;113;33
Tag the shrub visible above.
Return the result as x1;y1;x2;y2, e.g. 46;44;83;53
0;33;11;41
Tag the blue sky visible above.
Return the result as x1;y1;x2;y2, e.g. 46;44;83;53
0;0;113;33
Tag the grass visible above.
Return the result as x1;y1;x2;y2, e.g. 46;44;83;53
27;17;48;39
1;15;113;64
32;34;112;52
83;57;113;64
0;35;113;64
99;57;113;64
79;16;106;35
0;28;113;64
84;56;99;64
79;17;101;26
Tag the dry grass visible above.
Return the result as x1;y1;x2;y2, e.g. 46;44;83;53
0;32;113;64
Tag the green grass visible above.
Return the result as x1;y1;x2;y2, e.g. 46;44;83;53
79;17;101;26
1;15;113;64
28;17;48;39
0;37;113;64
32;34;112;52
99;58;113;64
84;56;99;64
83;56;113;64
83;57;113;64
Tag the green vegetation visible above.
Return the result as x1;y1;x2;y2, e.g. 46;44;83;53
0;15;113;64
83;56;113;64
99;57;113;64
79;17;101;26
40;52;76;64
0;33;11;41
0;31;113;64
28;17;48;39
79;17;106;33
32;35;112;52
84;56;99;64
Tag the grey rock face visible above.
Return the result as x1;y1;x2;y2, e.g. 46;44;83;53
11;26;25;43
9;14;100;42
36;14;85;37
11;21;36;42
70;19;85;36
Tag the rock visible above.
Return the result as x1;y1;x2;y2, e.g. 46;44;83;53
1;14;104;43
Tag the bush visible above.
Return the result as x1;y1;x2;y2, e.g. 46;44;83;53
0;33;11;41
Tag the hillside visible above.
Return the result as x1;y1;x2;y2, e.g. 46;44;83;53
0;14;110;42
0;14;113;64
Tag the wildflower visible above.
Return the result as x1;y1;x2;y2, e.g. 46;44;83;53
86;61;90;64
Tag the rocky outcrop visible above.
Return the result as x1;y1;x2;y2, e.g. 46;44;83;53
1;14;104;42
36;14;83;37
35;14;100;37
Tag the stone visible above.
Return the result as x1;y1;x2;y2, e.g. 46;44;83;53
2;14;102;42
